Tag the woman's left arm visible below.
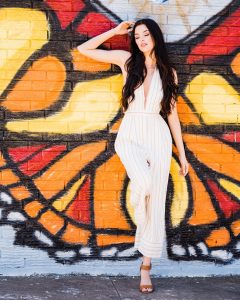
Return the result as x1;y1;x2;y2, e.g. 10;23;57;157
167;69;189;176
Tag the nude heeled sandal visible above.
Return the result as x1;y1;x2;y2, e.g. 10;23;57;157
139;262;154;293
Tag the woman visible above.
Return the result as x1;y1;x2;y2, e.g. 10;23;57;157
78;18;189;294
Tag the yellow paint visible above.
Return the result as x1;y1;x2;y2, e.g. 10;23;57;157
169;156;189;227
0;8;49;94
219;178;240;201
6;74;122;134
53;175;86;211
186;73;240;124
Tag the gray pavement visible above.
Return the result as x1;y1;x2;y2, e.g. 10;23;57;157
0;274;239;300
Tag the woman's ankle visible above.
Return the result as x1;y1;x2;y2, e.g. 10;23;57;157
142;256;151;266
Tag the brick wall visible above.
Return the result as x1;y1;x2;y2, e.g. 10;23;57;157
0;0;240;276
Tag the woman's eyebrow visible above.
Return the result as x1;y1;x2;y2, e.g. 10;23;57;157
134;29;149;36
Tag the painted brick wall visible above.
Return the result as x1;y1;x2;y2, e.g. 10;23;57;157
0;0;240;276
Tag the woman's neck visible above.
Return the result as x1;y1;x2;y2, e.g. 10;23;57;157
144;54;156;69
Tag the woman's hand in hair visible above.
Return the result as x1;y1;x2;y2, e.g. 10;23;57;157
114;20;135;35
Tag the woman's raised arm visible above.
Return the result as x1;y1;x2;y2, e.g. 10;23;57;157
77;20;134;67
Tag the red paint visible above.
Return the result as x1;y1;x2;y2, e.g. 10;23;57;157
220;132;235;143
207;179;240;218
8;144;46;163
77;12;130;50
187;8;240;63
221;131;240;143
66;175;90;224
236;132;240;143
77;12;115;36
45;0;85;29
18;145;67;176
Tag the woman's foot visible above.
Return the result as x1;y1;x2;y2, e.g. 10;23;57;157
139;262;154;293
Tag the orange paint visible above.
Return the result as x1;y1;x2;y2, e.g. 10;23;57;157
184;134;240;180
231;52;240;76
38;210;64;235
71;48;111;72
187;164;218;225
96;234;135;246
10;185;31;200
61;223;90;245
231;219;240;236
24;200;44;218
182;133;197;143
109;116;123;133
94;154;131;230
34;141;106;199
3;101;31;111
177;96;201;125
2;56;66;112
0;169;19;185
205;227;230;247
0;152;6;168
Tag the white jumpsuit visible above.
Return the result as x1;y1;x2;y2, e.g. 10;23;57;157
114;66;173;258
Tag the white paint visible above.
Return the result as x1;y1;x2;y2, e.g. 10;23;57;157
197;242;209;256
1;225;240;276
55;250;76;259
234;241;240;252
211;250;233;261
34;230;54;247
171;244;186;256
188;246;197;256
7;212;26;221
79;247;91;256
117;247;138;257
101;247;117;257
99;0;232;41
0;192;12;204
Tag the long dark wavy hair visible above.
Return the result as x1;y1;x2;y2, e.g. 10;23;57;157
121;18;178;118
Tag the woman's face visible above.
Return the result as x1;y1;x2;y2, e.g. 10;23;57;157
134;24;155;53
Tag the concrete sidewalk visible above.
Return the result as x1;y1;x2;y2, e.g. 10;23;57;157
0;274;239;300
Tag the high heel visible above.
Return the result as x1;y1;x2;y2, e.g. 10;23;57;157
139;262;154;293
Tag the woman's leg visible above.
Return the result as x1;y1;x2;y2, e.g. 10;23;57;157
140;195;153;292
115;140;153;291
140;255;153;292
115;140;152;228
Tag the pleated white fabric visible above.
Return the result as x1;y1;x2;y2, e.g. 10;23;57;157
114;66;173;258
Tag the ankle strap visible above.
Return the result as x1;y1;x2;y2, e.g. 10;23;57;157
140;263;152;270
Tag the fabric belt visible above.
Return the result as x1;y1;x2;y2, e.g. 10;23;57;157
124;111;160;115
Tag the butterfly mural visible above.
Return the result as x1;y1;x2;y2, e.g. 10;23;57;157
166;2;240;264
0;0;239;266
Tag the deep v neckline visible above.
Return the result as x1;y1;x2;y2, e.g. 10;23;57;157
142;66;157;110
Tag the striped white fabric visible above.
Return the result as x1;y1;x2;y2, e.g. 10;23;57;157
114;66;173;258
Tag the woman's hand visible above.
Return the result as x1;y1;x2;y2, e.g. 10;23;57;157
179;154;189;176
114;20;135;35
